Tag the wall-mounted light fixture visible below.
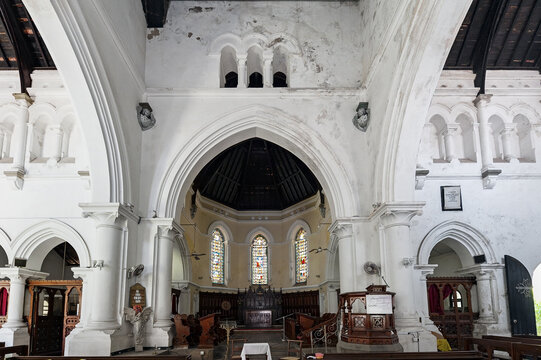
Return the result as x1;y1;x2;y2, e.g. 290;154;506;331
93;260;104;270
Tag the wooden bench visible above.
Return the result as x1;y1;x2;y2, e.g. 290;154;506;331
0;345;28;359
10;356;189;360
511;342;541;359
462;337;516;360
304;351;484;360
483;335;541;345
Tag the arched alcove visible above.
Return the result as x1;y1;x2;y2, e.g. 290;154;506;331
247;46;263;88
488;115;505;162
514;114;535;162
272;46;288;87
220;46;238;88
427;115;447;162
455;113;476;162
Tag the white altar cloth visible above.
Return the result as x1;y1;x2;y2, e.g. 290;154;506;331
240;342;272;360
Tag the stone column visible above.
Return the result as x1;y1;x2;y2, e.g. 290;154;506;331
71;267;94;329
500;124;519;163
379;203;435;352
44;124;63;164
237;54;247;88
326;282;340;313
0;129;5;159
414;264;438;327
263;53;273;88
0;268;47;346
80;204;126;330
329;221;355;293
473;94;494;170
154;224;179;328
4;94;32;189
443;123;459;163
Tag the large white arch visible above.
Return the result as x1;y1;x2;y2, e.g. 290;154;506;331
417;220;497;267
12;219;91;270
0;228;13;264
154;104;358;221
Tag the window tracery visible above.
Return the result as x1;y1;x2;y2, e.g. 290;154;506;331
295;228;308;284
210;229;225;284
251;234;268;285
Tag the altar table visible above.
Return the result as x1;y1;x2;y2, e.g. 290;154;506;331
240;342;272;360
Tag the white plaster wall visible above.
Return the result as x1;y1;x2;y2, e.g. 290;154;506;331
145;1;362;89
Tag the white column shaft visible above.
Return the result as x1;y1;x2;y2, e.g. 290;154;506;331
443;125;459;162
237;57;247;88
43;125;63;161
90;222;124;328
154;229;174;327
0;131;5;159
3;278;27;328
500;128;518;161
474;95;494;168
263;58;273;88
11;116;28;171
476;273;493;321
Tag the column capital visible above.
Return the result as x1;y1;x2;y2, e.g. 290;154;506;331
236;53;247;63
414;264;438;280
473;94;493;108
444;123;460;133
377;202;424;228
0;267;48;283
71;267;95;281
79;203;128;227
12;92;33;107
329;220;353;241
500;122;517;134
457;263;503;278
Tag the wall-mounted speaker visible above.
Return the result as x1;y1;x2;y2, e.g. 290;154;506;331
14;258;27;267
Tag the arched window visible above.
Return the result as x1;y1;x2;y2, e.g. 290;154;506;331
210;229;225;284
248;72;263;88
295;228;308;284
224;72;238;88
251;234;268;284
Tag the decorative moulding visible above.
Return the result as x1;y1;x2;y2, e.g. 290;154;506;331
415;168;429;190
481;168;502;189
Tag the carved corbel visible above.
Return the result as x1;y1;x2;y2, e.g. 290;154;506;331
482;168;502;189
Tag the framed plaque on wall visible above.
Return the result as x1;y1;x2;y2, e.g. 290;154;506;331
441;185;462;211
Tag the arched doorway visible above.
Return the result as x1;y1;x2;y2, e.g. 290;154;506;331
26;241;81;356
426;239;478;349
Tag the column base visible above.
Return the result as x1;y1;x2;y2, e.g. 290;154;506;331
0;326;29;347
64;328;116;356
145;325;174;348
396;326;437;352
337;340;403;353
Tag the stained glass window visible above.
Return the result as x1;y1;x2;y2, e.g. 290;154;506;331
295;228;308;284
210;229;225;284
251;235;268;285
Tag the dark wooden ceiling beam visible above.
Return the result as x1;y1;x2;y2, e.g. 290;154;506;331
473;0;509;94
0;0;33;93
509;0;541;66
494;0;523;67
141;0;171;28
455;0;482;67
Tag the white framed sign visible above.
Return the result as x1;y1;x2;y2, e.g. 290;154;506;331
366;294;393;314
441;185;462;211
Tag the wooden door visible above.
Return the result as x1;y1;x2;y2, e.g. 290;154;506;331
504;255;537;335
30;287;65;355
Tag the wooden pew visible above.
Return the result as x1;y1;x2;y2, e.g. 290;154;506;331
199;313;217;346
483;335;541;346
304;351;484;360
462;337;514;360
10;356;189;360
0;345;28;359
173;313;190;346
511;342;541;359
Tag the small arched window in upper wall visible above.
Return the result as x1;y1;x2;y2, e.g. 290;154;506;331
210;229;225;285
248;72;263;88
295;228;308;284
273;72;287;88
224;72;238;88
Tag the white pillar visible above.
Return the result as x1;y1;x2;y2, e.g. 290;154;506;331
326;282;340;313
237;55;247;88
330;222;355;293
473;94;494;170
154;225;177;328
263;54;273;88
81;204;126;330
379;203;435;352
71;267;94;329
414;265;438;327
0;130;5;159
44;124;63;164
0;268;47;346
443;123;459;163
10;94;32;173
500;124;519;163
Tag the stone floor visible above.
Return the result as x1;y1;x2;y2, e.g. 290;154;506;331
121;328;337;360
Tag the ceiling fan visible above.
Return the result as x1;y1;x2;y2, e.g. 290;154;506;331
309;246;334;254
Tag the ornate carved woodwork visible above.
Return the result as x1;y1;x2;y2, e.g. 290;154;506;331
282;290;319;317
427;277;476;349
238;285;282;326
339;285;399;346
27;280;82;355
173;314;190;346
199;291;238;319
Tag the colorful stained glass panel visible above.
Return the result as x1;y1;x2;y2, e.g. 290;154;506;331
251;235;268;285
210;229;225;284
295;229;308;283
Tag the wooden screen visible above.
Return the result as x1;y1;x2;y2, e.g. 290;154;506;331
199;291;238;319
282;290;319;317
427;277;476;349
